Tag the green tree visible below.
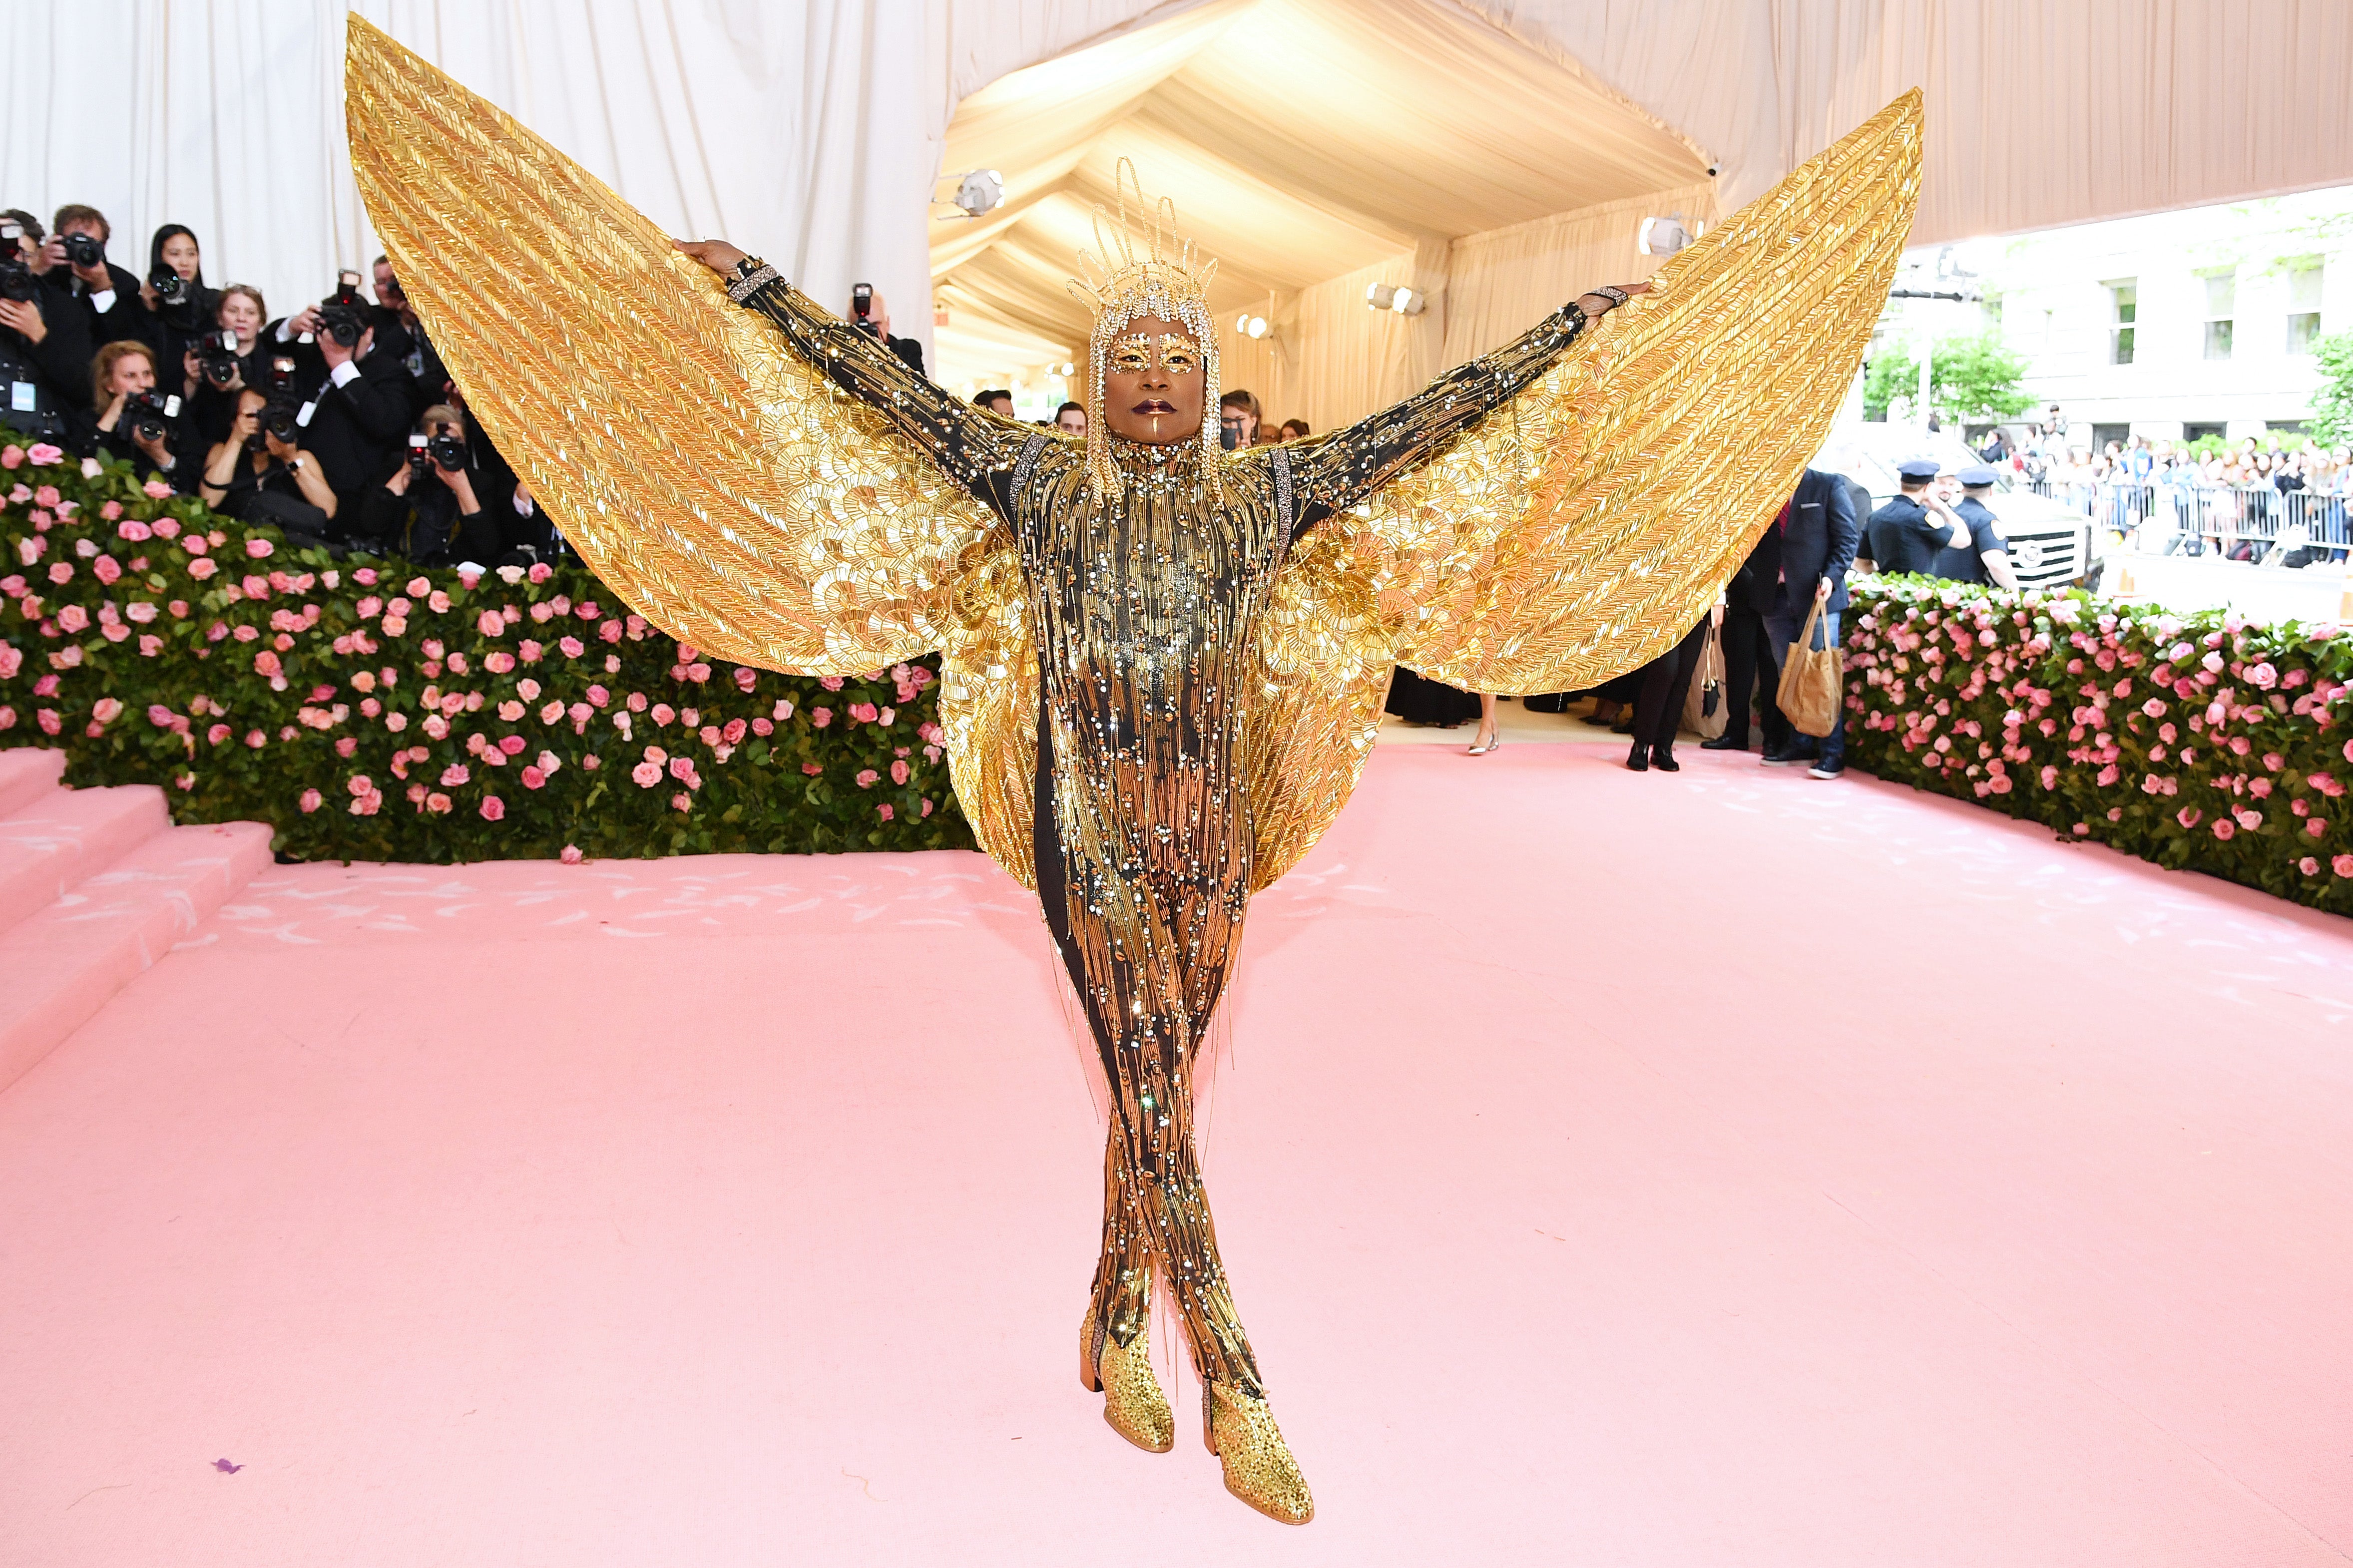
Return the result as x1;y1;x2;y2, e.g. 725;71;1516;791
1863;333;2032;422
2309;329;2353;445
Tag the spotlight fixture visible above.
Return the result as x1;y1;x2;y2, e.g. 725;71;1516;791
1053;361;1075;377
1364;283;1425;316
1235;312;1268;339
1637;213;1700;256
934;168;1005;220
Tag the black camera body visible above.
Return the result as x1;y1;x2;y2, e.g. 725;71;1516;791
0;258;35;303
851;282;880;339
409;430;468;479
263;355;297;392
319;269;370;347
61;232;104;270
125;389;180;443
149;265;195;306
249;396;304;451
197;331;242;389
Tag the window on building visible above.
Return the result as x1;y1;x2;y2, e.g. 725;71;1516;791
2203;271;2235;360
2107;281;2136;365
2287;263;2323;354
2183;422;2227;444
2092;422;2129;451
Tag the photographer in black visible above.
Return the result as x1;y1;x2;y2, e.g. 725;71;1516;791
137;224;217;371
181;284;297;443
1;212;93;441
39;205;151;351
848;284;925;376
198;385;341;536
76;340;197;490
360;402;501;566
261;271;415;516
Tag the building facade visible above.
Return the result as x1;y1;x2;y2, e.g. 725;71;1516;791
1873;187;2349;450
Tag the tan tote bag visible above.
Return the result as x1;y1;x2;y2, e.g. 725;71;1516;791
1683;617;1728;740
1776;593;1844;738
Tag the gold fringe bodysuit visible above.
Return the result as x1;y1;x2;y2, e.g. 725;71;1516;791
344;15;1923;1526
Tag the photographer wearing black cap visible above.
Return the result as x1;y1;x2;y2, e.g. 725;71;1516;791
360;403;501;567
0;212;94;441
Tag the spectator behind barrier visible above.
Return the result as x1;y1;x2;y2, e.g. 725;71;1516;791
360;402;502;567
76;339;197;489
199;384;340;539
1280;417;1310;440
1055;399;1085;435
1;210;93;438
975;388;1014;417
41;204;150;352
1218;389;1259;450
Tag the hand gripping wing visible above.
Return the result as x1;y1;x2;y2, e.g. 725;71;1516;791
343;17;1005;678
1242;93;1922;886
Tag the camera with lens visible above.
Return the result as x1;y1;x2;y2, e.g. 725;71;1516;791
319;268;370;347
0;223;35;303
125;389;180;444
149;264;195;307
263;355;297;392
61;232;104;270
408;429;468;479
249;395;304;451
851;282;880;340
197;331;243;389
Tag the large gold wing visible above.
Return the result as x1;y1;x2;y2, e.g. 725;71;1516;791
1244;92;1922;886
343;17;1004;677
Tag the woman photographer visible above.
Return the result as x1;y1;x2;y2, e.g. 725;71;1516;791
185;284;278;443
360;403;500;566
199;385;338;534
138;223;215;373
75;340;196;490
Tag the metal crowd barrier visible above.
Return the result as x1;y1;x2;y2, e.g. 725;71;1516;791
2025;478;2351;563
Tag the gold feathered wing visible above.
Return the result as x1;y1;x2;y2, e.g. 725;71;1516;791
1244;92;1922;887
343;17;1005;680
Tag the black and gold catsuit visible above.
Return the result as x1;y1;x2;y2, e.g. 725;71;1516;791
735;281;1590;1394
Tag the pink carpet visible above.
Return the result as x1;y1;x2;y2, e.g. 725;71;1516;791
3;746;2350;1565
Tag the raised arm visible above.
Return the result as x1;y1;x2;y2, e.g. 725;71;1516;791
1290;285;1645;518
676;240;1024;509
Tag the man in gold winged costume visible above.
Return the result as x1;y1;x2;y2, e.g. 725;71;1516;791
345;17;1919;1526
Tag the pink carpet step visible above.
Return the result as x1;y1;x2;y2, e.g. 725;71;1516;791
0;782;175;935
0;747;65;820
0;819;276;1095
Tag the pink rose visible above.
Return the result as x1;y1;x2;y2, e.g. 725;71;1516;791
479;795;505;821
244;537;273;559
2300;856;2320;876
521;766;547;789
36;709;60;735
477;609;504;637
890;759;910;785
27;444;64;465
2212;818;2235;840
631;761;663;787
812;707;833;728
440;764;469;787
733;667;758;693
528;562;553;583
519;640;542;663
671;791;692;811
559;636;585;658
91;697;125;724
2247;662;2278;689
426;792;454;814
299;788;324;813
56;603;88;632
651;702;675;725
0;445;18;469
47;561;71;584
877;802;894;820
92;555;121;584
2334;854;2353;877
2176;806;2201;829
559;843;583;863
849;702;879;724
772;699;795;722
484;651;514;674
253;650;282;677
142;479;173;499
801;762;823;776
856;768;879;788
189;557;218;579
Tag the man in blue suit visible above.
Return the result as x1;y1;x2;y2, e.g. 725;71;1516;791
1762;466;1861;778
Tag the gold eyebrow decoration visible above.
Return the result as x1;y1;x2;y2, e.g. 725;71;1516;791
1158;335;1201;374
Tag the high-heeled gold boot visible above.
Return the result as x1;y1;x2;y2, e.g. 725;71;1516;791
1080;1310;1174;1453
1203;1381;1314;1524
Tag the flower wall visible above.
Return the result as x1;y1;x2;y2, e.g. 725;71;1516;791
1845;576;2353;913
0;444;975;862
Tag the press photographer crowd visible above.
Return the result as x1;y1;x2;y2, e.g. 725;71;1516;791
0;204;559;570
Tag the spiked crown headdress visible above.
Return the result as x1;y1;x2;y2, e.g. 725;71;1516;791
1068;160;1224;496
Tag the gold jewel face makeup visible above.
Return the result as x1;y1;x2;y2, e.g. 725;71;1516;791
1100;316;1207;447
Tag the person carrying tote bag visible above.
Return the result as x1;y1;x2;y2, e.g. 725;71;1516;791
1682;602;1729;741
1761;466;1860;779
1774;584;1843;739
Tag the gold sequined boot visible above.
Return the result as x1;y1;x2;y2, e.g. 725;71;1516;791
1203;1381;1314;1524
1080;1310;1174;1453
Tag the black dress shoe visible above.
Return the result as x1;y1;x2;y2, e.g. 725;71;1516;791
1699;734;1745;752
1651;742;1680;772
1624;740;1650;772
1760;745;1815;766
1611;713;1637;735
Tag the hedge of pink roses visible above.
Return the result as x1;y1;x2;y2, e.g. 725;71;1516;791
0;443;975;861
1845;575;2353;913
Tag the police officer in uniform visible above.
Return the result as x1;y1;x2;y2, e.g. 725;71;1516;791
1930;462;2019;588
1862;456;1968;574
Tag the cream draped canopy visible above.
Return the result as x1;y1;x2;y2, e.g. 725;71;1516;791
7;0;2349;424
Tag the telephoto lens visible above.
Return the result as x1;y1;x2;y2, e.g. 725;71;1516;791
62;233;104;269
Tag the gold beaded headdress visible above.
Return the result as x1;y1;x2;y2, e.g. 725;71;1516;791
1068;160;1222;497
